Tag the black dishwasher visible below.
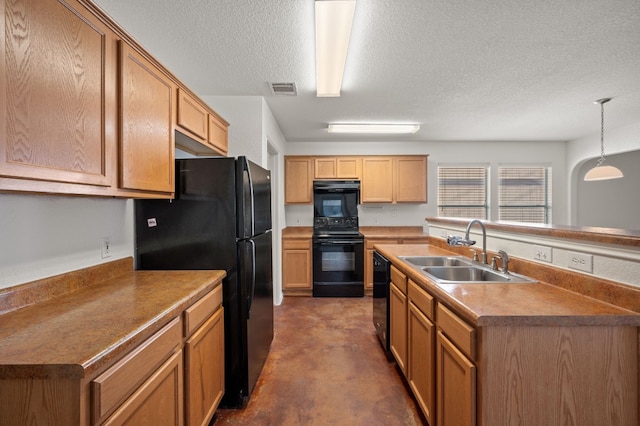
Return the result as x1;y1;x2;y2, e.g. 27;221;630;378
372;251;391;357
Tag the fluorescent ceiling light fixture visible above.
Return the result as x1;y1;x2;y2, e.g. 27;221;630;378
584;98;624;181
328;124;421;134
315;0;356;97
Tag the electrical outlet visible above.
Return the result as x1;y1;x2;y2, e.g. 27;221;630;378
533;245;552;262
101;237;112;258
568;251;593;273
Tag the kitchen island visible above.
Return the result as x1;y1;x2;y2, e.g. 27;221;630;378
0;257;226;425
375;243;640;426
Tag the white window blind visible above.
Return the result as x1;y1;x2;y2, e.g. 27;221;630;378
498;166;552;223
437;166;488;219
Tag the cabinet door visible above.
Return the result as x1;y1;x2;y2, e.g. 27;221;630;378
336;157;361;179
185;307;225;426
361;157;393;202
177;88;208;140
389;282;408;376
119;41;174;194
409;301;435;424
1;0;116;187
314;158;337;179
436;331;476;426
104;350;184;426
285;157;313;204
395;156;427;202
282;239;312;291
208;113;229;156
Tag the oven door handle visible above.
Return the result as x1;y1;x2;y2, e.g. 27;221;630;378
316;240;362;245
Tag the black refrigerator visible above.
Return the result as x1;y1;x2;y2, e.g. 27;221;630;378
134;156;273;408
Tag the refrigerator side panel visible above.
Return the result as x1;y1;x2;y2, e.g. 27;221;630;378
135;158;237;270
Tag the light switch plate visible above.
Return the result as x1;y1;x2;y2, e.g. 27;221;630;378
533;245;552;262
568;251;593;273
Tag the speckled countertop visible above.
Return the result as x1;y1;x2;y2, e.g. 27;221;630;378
374;244;640;327
0;265;225;380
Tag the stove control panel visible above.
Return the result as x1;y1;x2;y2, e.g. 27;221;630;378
313;216;359;232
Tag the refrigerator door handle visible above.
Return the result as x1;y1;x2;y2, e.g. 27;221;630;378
245;161;256;237
246;239;256;319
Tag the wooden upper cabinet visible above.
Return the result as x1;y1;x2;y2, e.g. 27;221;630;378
119;41;174;194
208;113;229;156
314;157;361;179
395;156;427;203
361;157;394;202
285;157;313;204
314;158;337;179
337;157;361;179
177;88;208;140
0;0;116;187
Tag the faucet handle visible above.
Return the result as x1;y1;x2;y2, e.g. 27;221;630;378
491;256;499;270
470;249;479;262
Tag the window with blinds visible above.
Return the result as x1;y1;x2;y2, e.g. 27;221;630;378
498;166;552;223
437;166;488;219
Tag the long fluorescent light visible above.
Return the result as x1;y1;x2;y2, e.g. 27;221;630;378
328;124;421;134
315;0;356;97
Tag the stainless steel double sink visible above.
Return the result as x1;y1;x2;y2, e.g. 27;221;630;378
398;256;537;284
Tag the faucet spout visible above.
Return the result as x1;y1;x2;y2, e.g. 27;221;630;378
465;219;487;264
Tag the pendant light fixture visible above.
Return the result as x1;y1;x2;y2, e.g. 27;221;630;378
584;98;624;181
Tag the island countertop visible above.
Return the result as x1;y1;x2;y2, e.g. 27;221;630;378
0;264;225;380
374;244;640;327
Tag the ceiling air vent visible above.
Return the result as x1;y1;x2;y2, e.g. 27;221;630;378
269;82;297;96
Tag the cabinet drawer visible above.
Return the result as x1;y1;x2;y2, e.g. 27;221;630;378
390;265;407;294
283;239;311;250
184;284;223;337
408;280;434;320
92;317;182;423
436;303;476;360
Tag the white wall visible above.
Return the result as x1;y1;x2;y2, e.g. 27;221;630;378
0;194;133;290
202;96;264;166
567;121;640;226
575;150;640;228
285;140;567;226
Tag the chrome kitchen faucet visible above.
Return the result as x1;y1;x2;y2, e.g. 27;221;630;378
447;219;487;264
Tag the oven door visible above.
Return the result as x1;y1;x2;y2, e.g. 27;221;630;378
312;237;364;297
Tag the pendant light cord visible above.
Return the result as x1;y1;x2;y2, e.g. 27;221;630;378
595;97;611;166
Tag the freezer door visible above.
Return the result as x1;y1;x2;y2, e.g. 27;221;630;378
238;231;274;398
237;157;272;238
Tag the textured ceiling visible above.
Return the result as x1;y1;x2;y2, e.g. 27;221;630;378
92;0;640;143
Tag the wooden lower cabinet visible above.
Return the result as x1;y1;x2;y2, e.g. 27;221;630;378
390;268;639;426
436;331;476;426
282;238;312;295
184;307;224;426
389;266;408;376
408;280;436;425
103;350;184;426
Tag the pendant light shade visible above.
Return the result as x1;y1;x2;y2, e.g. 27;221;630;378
584;98;623;181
